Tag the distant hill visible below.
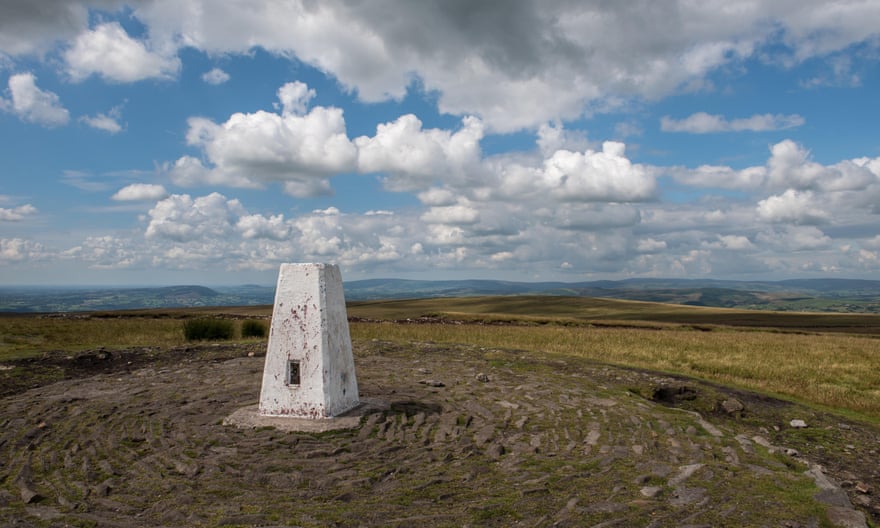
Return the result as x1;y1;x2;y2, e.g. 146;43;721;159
0;285;270;313
342;278;880;313
3;278;880;313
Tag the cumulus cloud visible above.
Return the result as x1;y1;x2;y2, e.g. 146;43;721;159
420;203;481;225
112;183;168;201
236;214;292;240
356;114;484;191
1;72;69;127
660;112;805;133
3;2;880;132
670;140;880;196
124;0;880;131
756;225;833;251
536;122;593;156
767;139;879;192
64;22;180;82
757;189;829;224
0;203;37;221
669;164;767;191
201;67;229;85
81;104;124;133
0;238;46;262
538;142;655;202
146;192;245;242
62;235;139;269
169;82;357;197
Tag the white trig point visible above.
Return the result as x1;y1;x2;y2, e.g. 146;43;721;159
258;263;359;418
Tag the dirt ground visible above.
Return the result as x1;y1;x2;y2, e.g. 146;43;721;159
1;339;878;527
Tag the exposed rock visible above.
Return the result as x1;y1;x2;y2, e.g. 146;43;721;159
475;372;490;382
640;486;663;498
721;398;745;415
19;485;42;504
790;419;808;428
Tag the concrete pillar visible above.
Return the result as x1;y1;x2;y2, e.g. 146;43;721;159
258;263;359;418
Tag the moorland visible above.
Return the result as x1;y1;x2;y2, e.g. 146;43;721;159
5;276;880;312
1;295;879;526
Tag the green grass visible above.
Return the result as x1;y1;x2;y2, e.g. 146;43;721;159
349;321;880;422
4;295;880;422
348;295;880;334
0;313;269;360
183;318;235;340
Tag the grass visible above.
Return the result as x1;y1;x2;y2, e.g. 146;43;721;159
3;295;880;422
349;322;880;422
0;314;269;360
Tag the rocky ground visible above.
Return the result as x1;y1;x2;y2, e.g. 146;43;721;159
1;339;878;527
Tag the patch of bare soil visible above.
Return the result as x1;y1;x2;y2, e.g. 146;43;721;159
1;340;878;527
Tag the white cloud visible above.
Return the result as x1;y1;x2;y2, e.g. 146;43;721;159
276;81;315;115
669;164;767;190
756;226;832;251
236;214;292;240
2;72;69;127
0;238;46;262
670;140;880;194
169;82;357;197
355;114;484;191
64;22;180;82
0;203;37;221
636;238;667;253
538;142;655;202
536;122;593;156
81;105;124;133
711;235;754;251
420;203;480;225
2;2;879;132
62;235;139;270
756;189;830;224
126;0;880;132
112;183;168;201
767;139;879;192
660;112;805;133
145;192;245;242
201;67;230;85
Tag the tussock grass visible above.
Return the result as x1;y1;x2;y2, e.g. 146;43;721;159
4;295;880;422
350;321;880;422
0;316;187;359
183;318;235;340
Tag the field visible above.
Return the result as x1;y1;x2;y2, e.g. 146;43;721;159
1;296;879;526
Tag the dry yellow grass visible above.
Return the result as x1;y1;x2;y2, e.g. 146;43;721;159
350;322;880;422
3;295;879;422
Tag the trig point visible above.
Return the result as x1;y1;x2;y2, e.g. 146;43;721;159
258;263;359;418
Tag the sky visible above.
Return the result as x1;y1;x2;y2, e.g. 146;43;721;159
1;1;880;286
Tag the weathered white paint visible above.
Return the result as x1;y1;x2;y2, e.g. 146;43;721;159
258;263;359;418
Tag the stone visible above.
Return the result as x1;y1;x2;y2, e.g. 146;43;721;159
721;398;745;415
19;485;41;504
825;506;868;528
475;372;490;382
640;486;663;498
258;263;359;418
790;419;808;428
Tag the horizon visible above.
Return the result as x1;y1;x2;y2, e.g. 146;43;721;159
2;2;880;286
3;275;880;291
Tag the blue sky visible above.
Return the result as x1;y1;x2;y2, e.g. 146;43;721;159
2;1;880;286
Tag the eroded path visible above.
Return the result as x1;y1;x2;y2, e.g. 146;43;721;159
0;340;876;527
